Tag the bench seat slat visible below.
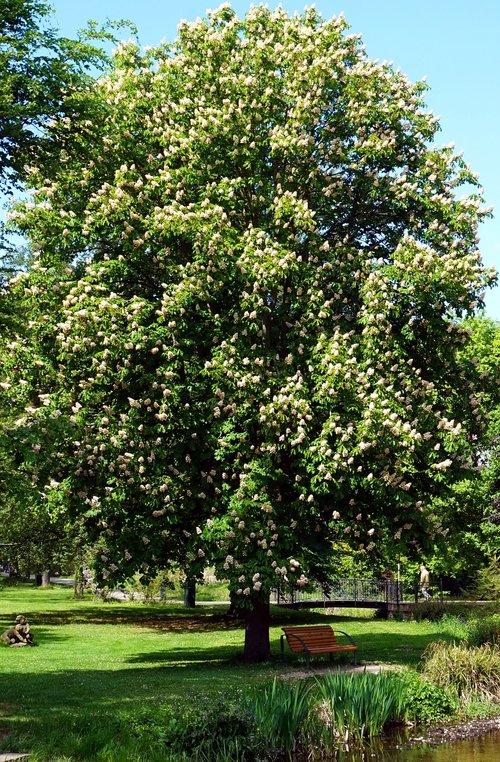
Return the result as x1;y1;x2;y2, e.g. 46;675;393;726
290;645;357;654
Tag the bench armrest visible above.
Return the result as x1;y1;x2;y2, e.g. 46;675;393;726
281;631;311;664
334;629;357;647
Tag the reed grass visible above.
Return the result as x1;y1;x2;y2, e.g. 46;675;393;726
311;670;406;747
250;678;311;759
421;640;500;703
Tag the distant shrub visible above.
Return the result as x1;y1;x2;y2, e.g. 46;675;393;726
435;613;469;641
470;558;500;602
412;601;478;622
412;601;449;621
124;570;177;602
466;615;500;647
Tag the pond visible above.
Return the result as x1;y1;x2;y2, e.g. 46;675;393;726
333;729;500;761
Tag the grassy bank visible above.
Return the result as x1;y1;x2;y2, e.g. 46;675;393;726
0;582;494;761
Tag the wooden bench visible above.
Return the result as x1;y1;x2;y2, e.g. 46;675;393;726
280;625;358;668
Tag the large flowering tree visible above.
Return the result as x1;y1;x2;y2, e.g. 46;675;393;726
1;5;496;660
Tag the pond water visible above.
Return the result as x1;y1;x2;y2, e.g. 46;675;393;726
385;731;499;761
332;729;500;761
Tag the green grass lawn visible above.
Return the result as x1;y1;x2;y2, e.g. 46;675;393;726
0;582;464;761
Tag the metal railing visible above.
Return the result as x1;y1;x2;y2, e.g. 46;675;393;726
272;577;403;606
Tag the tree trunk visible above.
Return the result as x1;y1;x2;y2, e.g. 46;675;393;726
41;570;50;587
74;565;84;599
243;598;271;662
183;576;196;607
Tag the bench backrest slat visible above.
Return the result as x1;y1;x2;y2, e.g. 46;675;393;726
283;625;338;652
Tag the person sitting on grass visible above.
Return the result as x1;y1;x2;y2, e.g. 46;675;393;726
1;615;34;646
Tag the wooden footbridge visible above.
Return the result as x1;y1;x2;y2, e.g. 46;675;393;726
272;578;412;617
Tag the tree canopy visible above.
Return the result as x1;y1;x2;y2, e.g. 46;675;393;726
1;5;496;660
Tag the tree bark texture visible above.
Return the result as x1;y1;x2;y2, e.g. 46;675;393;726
243;599;271;662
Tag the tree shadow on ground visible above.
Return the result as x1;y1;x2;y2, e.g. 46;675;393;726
0;649;272;711
0;626;452;710
2;599;368;633
1;606;245;631
125;644;248;665
0;659;274;760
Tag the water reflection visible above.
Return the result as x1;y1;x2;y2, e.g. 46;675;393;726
331;730;500;761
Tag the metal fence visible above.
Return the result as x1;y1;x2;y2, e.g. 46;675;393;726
272;577;403;606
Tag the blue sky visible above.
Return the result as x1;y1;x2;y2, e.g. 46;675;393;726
48;1;500;319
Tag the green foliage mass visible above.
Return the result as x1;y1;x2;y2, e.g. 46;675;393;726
466;614;500;647
424;319;500;583
0;0;129;190
398;670;458;724
0;5;497;656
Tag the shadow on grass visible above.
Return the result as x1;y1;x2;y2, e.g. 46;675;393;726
1;605;246;632
0;648;273;717
1;599;372;633
0;660;269;761
125;644;248;664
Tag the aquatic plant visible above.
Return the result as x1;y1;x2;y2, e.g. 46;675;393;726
250;678;312;759
312;670;406;746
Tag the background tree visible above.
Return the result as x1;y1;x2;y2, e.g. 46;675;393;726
2;6;496;660
0;266;91;583
0;493;88;582
0;2;135;563
0;0;133;296
431;318;500;582
0;0;129;191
